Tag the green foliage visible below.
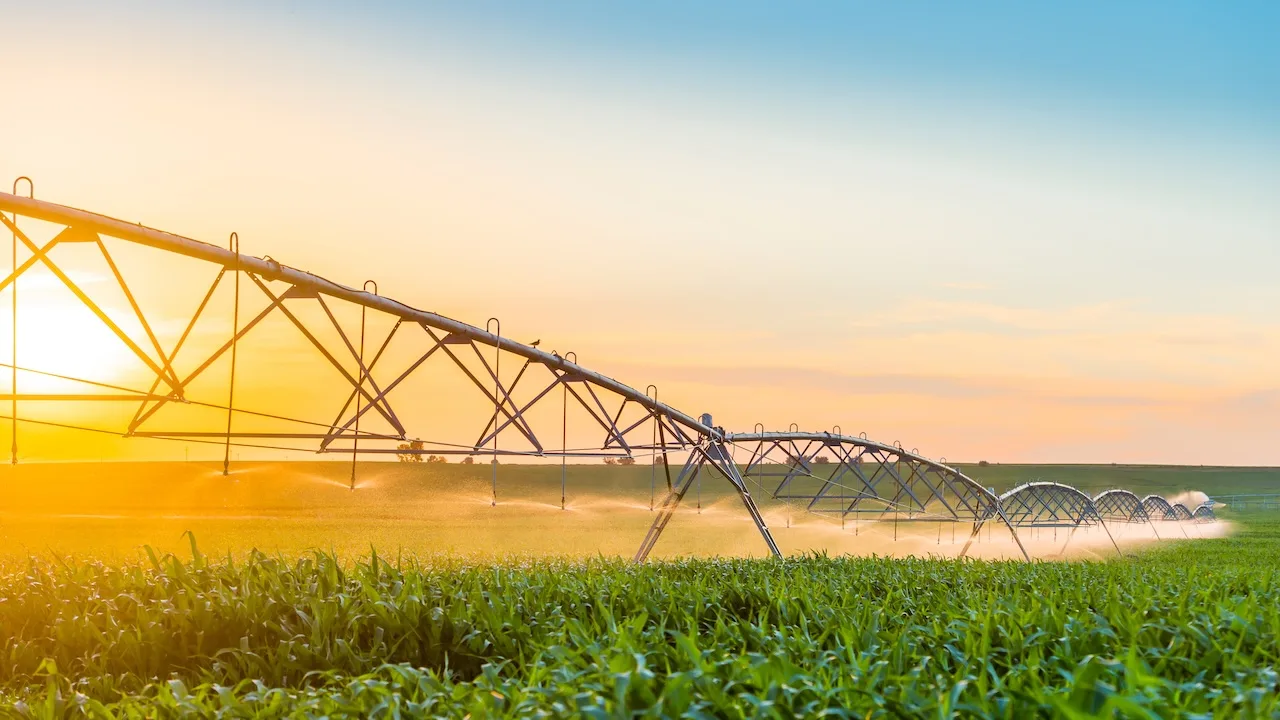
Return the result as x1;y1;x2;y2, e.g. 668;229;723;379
2;516;1278;718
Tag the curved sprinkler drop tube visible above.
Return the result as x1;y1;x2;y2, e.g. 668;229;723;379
833;425;844;529
223;232;240;477
940;455;951;544
10;177;31;466
646;384;658;512
561;350;576;510
350;280;377;490
487;318;500;506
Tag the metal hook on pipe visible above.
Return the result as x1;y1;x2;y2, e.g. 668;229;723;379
788;422;799;433
833;425;841;437
9;177;32;466
753;422;764;434
350;279;378;490
223;232;240;477
486;318;500;506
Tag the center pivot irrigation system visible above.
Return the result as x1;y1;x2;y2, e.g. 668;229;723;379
0;186;1216;561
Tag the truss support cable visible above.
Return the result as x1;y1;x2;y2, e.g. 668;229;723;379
222;233;239;477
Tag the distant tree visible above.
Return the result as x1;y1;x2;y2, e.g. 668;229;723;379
978;460;990;467
460;456;475;465
604;458;615;465
617;456;636;466
396;440;425;463
814;455;831;465
426;455;447;464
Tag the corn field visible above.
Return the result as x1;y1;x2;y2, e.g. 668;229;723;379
2;517;1278;718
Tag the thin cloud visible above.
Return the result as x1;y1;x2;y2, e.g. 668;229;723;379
614;361;1172;407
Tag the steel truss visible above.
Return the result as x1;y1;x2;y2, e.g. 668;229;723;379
1;190;791;558
997;482;1122;556
999;482;1101;528
721;431;1030;561
1191;503;1216;523
0;191;714;488
1141;495;1178;521
0;189;1218;562
1092;489;1149;523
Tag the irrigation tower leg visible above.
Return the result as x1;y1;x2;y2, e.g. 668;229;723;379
634;451;703;562
958;521;985;559
634;440;782;562
997;508;1031;561
1146;516;1162;541
1058;524;1080;556
1098;519;1123;557
703;440;781;558
960;513;1030;562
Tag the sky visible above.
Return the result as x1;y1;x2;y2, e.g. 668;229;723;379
1;1;1278;464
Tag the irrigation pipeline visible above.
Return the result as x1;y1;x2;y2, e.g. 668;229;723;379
0;189;1222;558
0;192;717;442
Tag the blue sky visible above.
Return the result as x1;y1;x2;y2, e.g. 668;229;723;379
315;2;1280;128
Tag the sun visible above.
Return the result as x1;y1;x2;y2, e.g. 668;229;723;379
4;293;139;394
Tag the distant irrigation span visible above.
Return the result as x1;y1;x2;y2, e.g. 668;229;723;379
0;186;1217;561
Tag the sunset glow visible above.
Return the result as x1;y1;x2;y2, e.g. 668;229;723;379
2;2;1278;464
